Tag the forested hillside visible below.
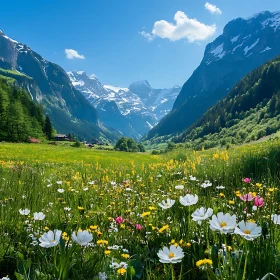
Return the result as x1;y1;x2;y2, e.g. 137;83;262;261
0;77;45;141
177;55;280;148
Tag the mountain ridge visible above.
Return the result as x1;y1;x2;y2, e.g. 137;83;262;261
68;71;181;139
176;55;280;149
146;10;280;140
0;29;119;141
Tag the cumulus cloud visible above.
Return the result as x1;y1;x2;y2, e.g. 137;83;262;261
149;11;216;42
138;31;154;41
204;2;222;15
65;49;85;59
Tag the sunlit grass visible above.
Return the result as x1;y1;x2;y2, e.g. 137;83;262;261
0;141;279;279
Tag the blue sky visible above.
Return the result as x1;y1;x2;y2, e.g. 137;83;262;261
0;0;279;88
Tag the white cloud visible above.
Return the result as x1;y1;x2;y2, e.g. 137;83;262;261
138;31;154;41
205;2;222;15
65;49;85;59
150;11;216;42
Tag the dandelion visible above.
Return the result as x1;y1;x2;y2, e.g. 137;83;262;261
209;212;236;233
158;198;175;209
34;212;45;221
19;208;30;215
158;225;169;233
141;211;151;217
196;258;213;269
157;245;184;263
39;230;62;248
121;253;130;259
72;230;93;246
117;268;127;275
179;194;198;206
234;221;262;240
97;239;109;245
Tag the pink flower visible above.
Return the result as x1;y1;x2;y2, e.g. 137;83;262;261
115;216;124;224
135;224;143;231
239;193;254;202
254;196;264;207
243;178;251;183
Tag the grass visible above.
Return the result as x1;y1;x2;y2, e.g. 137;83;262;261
0;68;31;79
0;143;160;168
0;141;279;279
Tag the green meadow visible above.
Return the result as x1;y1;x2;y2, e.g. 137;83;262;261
0;141;279;279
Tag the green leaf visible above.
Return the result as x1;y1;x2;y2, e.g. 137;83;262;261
14;272;25;280
17;252;25;261
128;259;144;280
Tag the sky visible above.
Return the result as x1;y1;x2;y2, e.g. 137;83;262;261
0;0;279;88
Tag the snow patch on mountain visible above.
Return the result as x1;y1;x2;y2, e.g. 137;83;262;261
211;43;226;59
244;39;259;55
260;46;272;53
261;12;280;31
104;85;129;93
231;35;240;43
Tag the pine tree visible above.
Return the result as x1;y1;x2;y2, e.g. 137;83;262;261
44;116;53;140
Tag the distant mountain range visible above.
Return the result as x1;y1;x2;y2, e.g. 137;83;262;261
0;30;119;141
68;71;181;139
146;11;280;140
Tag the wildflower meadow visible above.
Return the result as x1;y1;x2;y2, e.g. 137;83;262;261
0;141;279;279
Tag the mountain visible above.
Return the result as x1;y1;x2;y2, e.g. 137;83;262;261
0;30;119;141
0;75;45;141
176;55;280;149
146;11;280;140
68;71;181;139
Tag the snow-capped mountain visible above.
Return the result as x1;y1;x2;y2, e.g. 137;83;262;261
68;71;181;139
147;10;280;139
0;29;121;141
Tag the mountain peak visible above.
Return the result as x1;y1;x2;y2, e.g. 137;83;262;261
129;80;151;88
245;10;277;21
0;30;4;36
89;74;97;80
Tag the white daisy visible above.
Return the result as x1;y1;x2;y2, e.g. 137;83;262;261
209;212;236;233
157;245;184;263
234;221;262;240
158;198;175;209
179;194;198;206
